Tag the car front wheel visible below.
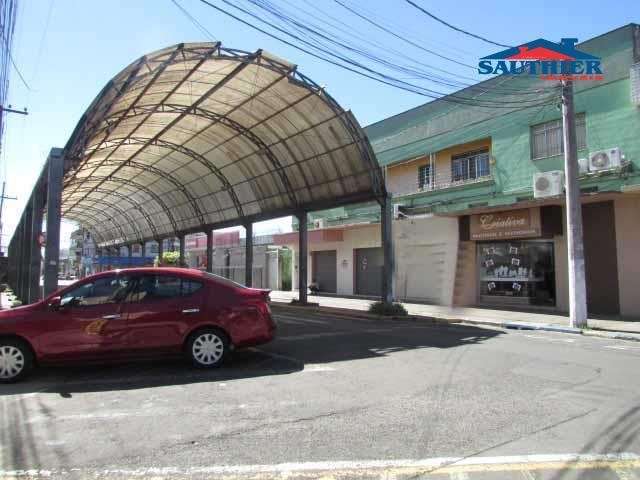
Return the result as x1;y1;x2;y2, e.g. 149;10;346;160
187;329;229;368
0;338;34;383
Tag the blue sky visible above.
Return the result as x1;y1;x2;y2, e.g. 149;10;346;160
1;0;635;248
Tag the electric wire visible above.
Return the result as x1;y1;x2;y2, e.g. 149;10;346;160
196;0;559;107
404;0;512;48
241;0;558;97
171;0;217;41
0;30;30;91
333;0;476;71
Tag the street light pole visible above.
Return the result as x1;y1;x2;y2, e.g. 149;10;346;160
561;79;588;328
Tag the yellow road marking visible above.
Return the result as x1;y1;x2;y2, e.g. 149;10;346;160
209;459;640;479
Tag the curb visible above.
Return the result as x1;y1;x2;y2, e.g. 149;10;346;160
582;329;640;342
271;301;438;324
271;301;640;342
502;321;582;334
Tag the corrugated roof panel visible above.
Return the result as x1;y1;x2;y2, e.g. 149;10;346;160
60;42;383;246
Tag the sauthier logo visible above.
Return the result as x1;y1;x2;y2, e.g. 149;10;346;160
479;38;603;81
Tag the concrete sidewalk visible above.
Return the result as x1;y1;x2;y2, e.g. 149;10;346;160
270;290;640;341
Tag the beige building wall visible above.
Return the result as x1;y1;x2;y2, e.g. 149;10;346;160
548;198;640;317
285;196;639;317
614;195;640;318
394;216;459;305
385;138;492;195
289;216;459;304
453;241;478;307
291;224;380;296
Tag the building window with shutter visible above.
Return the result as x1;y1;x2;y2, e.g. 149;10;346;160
530;113;586;160
450;149;490;183
418;164;433;189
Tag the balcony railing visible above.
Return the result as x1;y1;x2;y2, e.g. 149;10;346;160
392;173;493;198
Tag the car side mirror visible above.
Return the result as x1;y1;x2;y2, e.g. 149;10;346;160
48;296;62;310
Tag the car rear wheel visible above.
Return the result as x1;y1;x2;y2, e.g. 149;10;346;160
187;329;229;368
0;338;34;383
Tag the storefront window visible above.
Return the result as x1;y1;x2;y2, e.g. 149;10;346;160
478;241;555;306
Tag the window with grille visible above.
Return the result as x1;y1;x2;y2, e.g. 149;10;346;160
450;149;490;183
418;163;433;189
530;113;586;160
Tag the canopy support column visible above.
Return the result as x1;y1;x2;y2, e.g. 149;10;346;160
15;220;24;301
297;211;308;305
206;231;213;273
44;149;64;297
13;221;19;298
245;222;253;287
128;244;133;266
381;194;395;306
7;236;13;292
21;205;33;302
29;181;45;303
179;235;185;267
141;242;146;260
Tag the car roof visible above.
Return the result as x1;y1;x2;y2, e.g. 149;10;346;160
87;267;207;280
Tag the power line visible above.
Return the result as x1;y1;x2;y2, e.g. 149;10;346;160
192;0;559;108
217;0;556;105
30;0;55;83
333;0;475;71
280;0;471;86
171;0;217;41
0;31;30;91
403;0;512;49
259;0;471;89
244;0;555;96
335;0;477;58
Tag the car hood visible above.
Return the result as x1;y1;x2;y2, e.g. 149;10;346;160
0;302;41;321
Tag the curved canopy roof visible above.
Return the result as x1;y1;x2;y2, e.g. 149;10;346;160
61;42;384;247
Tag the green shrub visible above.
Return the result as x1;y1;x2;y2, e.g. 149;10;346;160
368;301;408;316
156;251;184;267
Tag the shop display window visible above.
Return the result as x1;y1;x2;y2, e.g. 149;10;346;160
478;241;555;306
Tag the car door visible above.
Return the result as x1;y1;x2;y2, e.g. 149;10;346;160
39;274;133;360
124;273;205;353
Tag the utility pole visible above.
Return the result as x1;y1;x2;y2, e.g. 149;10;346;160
0;181;17;256
561;79;588;328
0;105;28;256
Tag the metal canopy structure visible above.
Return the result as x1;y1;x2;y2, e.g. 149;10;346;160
60;42;384;247
8;42;393;306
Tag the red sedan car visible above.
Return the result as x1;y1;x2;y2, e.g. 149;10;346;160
0;267;275;382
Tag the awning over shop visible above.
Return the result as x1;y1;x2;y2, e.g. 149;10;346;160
60;42;384;247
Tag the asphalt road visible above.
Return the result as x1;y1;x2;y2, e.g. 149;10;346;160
1;307;640;479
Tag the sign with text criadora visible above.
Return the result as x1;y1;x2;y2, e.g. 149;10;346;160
479;38;603;81
470;208;541;241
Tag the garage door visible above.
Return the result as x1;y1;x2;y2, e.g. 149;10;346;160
355;247;383;296
312;250;337;293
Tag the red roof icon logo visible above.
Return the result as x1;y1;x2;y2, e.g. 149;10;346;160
506;46;574;61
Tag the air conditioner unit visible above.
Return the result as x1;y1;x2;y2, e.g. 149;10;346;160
589;147;622;172
312;219;326;229
533;170;564;198
578;158;589;175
